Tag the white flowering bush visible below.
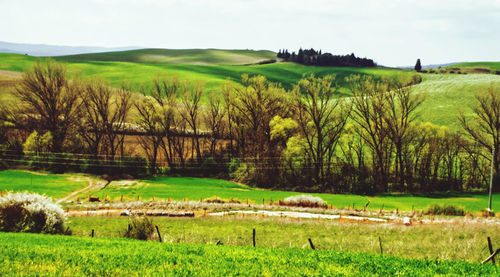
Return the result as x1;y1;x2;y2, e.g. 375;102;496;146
279;195;327;208
0;192;68;234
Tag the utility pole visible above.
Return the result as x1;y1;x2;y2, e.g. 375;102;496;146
489;146;495;212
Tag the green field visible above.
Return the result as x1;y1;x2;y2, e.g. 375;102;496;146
68;216;500;263
86;175;499;212
0;170;88;198
0;170;497;212
0;232;496;276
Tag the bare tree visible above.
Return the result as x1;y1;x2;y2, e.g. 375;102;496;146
179;82;204;164
293;75;351;190
204;93;226;157
10;61;81;153
459;83;500;191
348;75;392;192
81;80;131;160
382;76;425;191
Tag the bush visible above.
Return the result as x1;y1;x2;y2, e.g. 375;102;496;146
0;192;68;234
201;157;218;176
279;195;327;208
424;204;465;216
203;196;241;204
123;216;155;240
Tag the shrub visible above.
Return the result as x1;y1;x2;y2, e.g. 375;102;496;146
201;157;218;176
279;195;327;208
0;192;68;234
203;196;241;204
123;216;155;240
424;204;465;216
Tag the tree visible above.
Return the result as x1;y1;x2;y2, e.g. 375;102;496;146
292;75;352;190
179;81;204;165
415;59;422;72
230;74;290;186
459;84;500;191
134;76;177;173
382;76;425;191
204;93;226;157
81;80;131;160
348;75;392;192
9;61;81;153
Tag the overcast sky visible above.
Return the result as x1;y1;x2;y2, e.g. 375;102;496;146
1;0;499;66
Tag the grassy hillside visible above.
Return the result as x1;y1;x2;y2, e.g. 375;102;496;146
450;62;500;72
55;48;277;65
0;53;408;92
0;232;496;276
414;74;500;128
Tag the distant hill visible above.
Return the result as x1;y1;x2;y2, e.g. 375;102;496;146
398;62;462;70
56;48;277;65
449;62;500;73
0;41;139;57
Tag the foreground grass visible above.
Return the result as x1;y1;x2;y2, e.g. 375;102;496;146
68;216;500;263
0;232;496;276
0;170;88;198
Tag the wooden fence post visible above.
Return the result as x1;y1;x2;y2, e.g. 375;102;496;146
91;229;94;238
482;249;500;264
487;237;495;264
253;228;256;247
378;237;383;255
156;225;162;242
308;238;315;250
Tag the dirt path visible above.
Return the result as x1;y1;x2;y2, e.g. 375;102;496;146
57;176;108;203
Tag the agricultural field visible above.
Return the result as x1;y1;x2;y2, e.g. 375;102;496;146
0;169;498;212
0;232;497;276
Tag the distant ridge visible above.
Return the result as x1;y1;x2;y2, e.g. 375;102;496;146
0;41;140;57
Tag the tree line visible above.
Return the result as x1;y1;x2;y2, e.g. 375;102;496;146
0;61;498;194
277;48;375;67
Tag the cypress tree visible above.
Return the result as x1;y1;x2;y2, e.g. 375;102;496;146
415;59;422;72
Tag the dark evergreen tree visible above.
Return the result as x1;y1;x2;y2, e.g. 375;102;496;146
415;59;422;72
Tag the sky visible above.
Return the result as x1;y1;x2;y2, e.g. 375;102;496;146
1;0;499;67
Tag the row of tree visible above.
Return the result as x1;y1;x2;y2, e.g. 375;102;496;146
277;48;375;67
0;61;498;193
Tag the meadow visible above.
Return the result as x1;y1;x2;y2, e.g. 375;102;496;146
67;216;500;263
0;170;89;198
0;232;497;276
0;170;497;212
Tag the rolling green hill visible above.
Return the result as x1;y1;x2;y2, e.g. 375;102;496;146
0;52;408;92
451;62;500;72
55;48;278;65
